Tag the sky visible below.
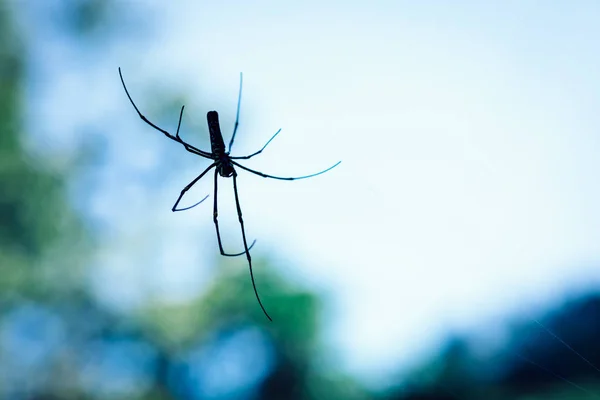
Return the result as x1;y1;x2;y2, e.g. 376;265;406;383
25;0;600;387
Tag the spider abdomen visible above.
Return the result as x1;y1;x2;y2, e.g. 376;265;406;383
207;111;227;156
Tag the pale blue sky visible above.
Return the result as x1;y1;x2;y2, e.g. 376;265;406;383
27;1;600;386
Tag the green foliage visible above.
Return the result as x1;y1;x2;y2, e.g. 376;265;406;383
0;3;87;301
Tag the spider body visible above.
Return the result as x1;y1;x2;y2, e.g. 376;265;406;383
118;67;340;321
207;111;235;178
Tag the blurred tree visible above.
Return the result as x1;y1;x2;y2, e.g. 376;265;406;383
384;293;600;400
501;295;600;398
0;2;92;399
0;2;86;301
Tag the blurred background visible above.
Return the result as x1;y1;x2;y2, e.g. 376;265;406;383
2;1;600;399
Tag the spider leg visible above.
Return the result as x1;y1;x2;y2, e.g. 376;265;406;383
230;129;282;160
118;67;213;159
172;163;215;211
175;105;184;140
227;72;243;153
232;171;272;321
212;168;257;257
175;106;216;157
231;160;341;181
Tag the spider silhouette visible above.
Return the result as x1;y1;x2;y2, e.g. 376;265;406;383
118;68;340;321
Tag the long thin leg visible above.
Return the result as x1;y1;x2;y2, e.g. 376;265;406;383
172;163;215;211
230;129;282;160
227;72;243;153
232;160;341;181
213;169;257;257
232;171;272;321
175;106;216;157
118;67;213;159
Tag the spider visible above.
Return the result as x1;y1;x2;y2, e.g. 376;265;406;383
118;68;340;321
